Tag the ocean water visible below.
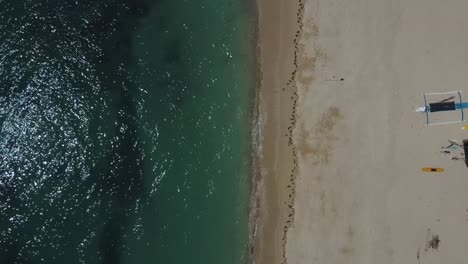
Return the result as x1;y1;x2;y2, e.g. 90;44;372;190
0;0;254;263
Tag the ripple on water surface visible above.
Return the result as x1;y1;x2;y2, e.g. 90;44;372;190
0;1;148;262
0;0;252;263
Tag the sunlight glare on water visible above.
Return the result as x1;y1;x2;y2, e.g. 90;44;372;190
0;0;253;263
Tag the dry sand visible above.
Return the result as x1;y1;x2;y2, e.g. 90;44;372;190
254;0;468;263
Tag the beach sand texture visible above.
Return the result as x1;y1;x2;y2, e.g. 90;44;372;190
255;0;468;263
252;0;301;263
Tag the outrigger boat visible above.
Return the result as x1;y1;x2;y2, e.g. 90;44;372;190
416;91;466;126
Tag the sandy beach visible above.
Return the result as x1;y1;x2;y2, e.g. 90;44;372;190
251;0;301;263
254;0;468;263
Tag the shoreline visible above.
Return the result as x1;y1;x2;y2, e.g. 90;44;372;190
249;0;305;263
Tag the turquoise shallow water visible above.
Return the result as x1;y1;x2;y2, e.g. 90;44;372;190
0;0;254;263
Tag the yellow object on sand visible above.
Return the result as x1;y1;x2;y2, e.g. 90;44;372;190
422;167;444;172
462;125;468;130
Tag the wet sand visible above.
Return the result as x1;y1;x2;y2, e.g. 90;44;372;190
251;0;303;263
254;0;468;263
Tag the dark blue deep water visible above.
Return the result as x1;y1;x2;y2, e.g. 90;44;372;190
0;0;254;263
